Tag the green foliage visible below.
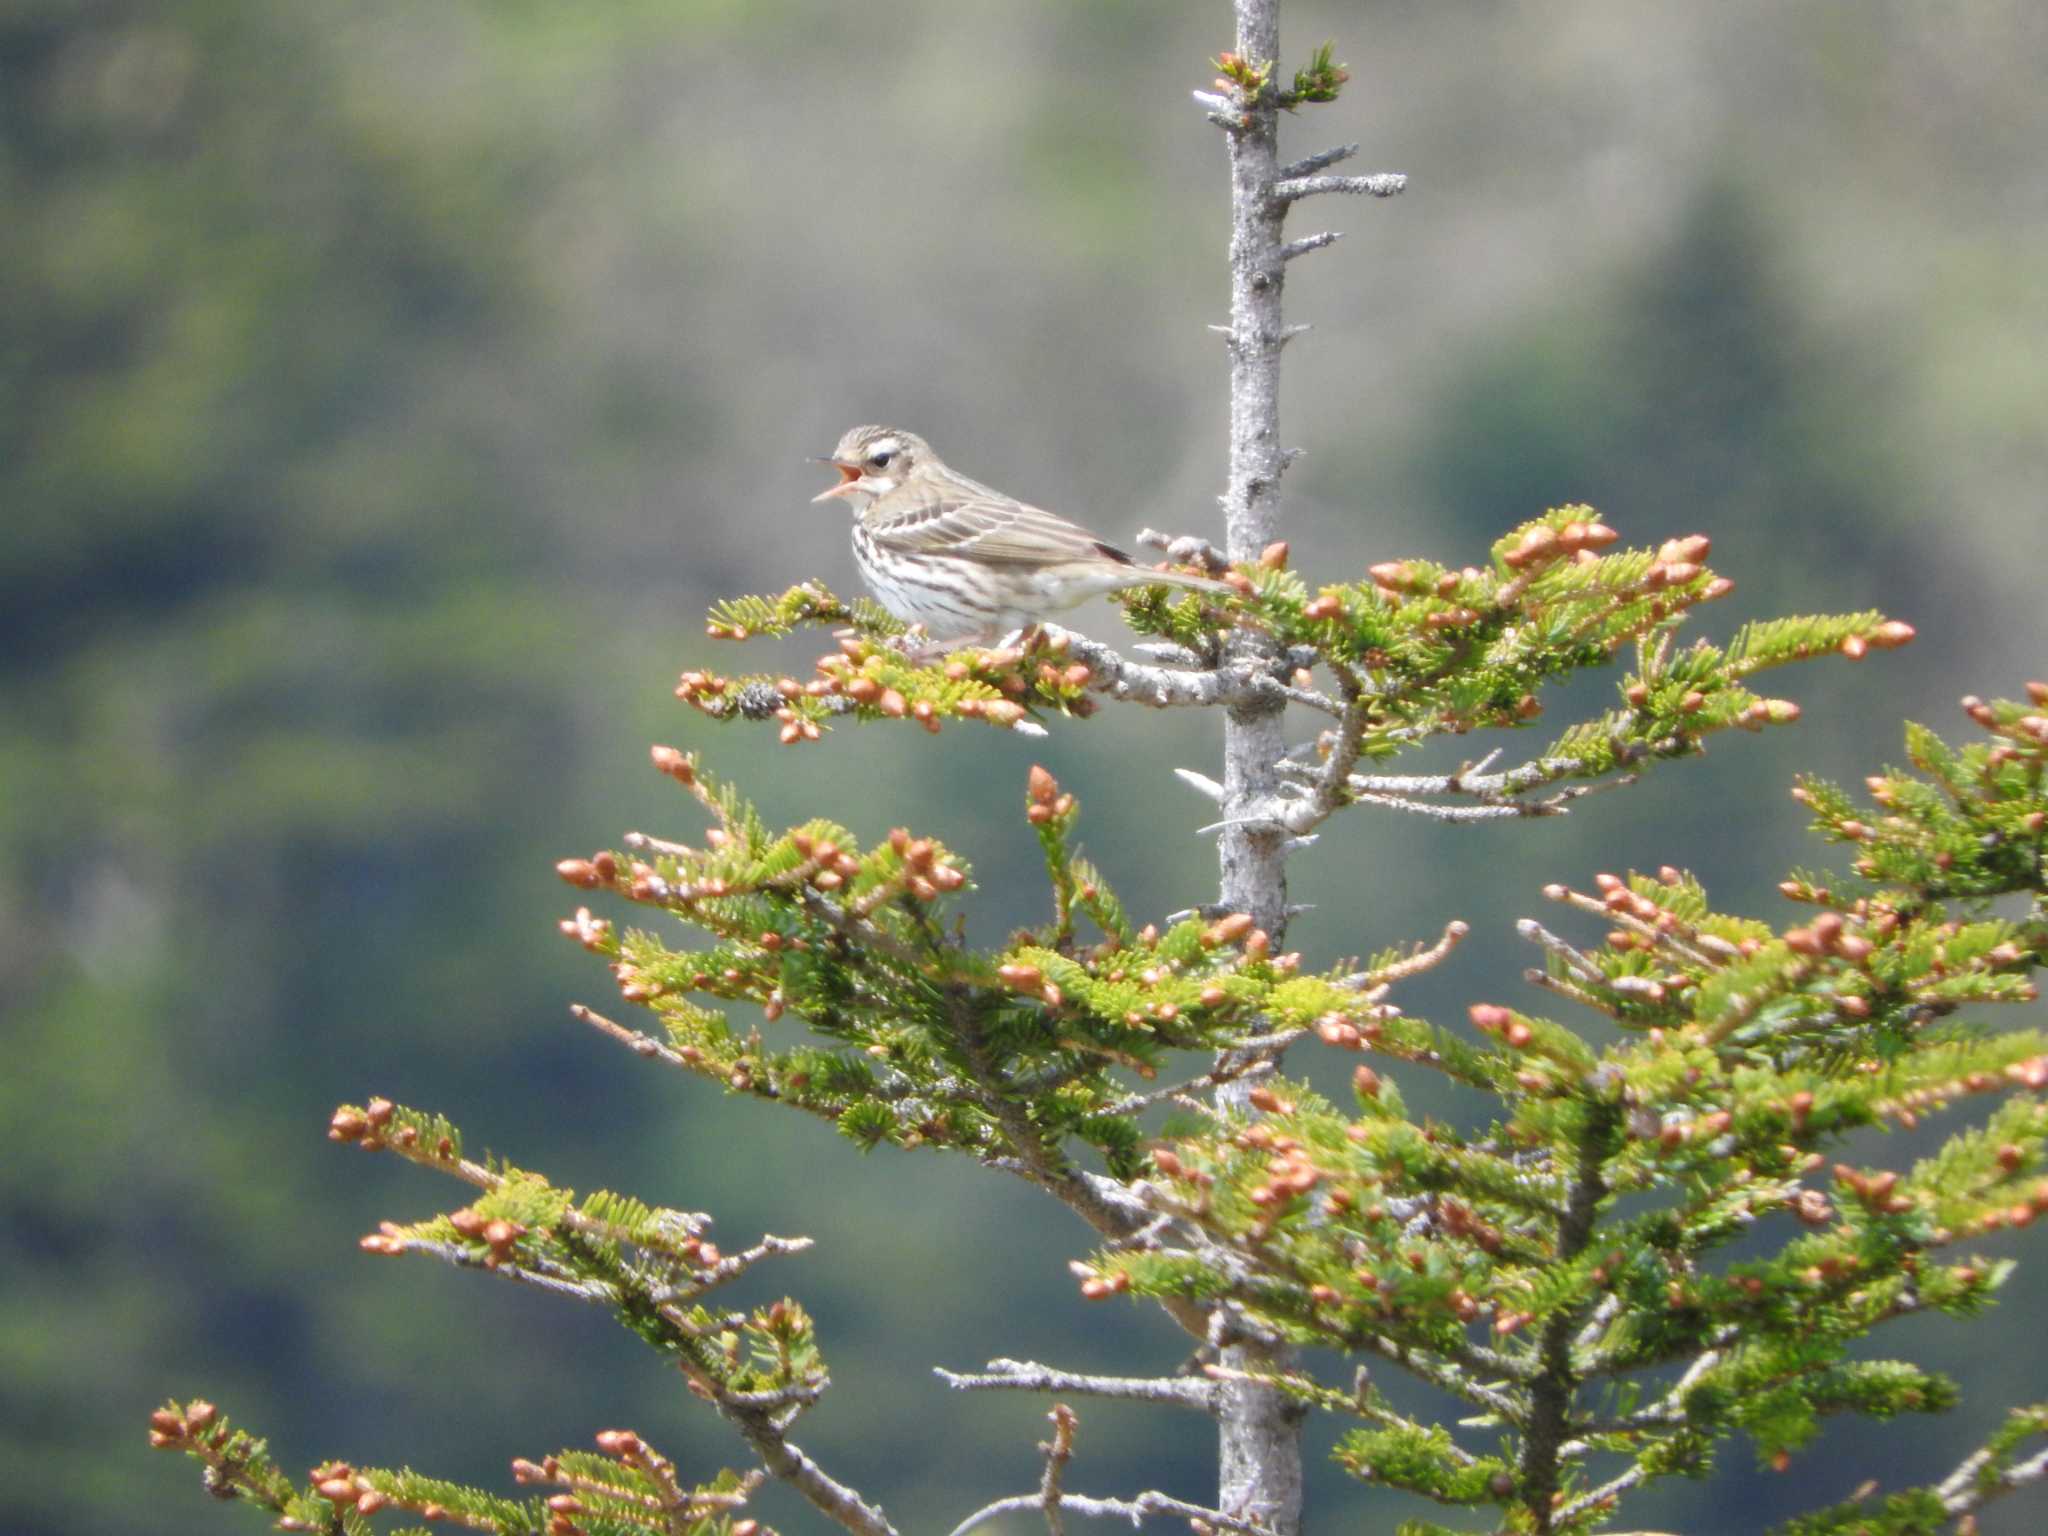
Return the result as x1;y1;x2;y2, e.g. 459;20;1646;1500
149;1395;768;1534
690;524;1909;837
556;753;1486;1180
313;681;2044;1535
681;588;1104;740
1334;1421;1513;1505
1288;42;1351;105
164;674;2048;1534
1089;694;2047;1527
1768;1404;2048;1534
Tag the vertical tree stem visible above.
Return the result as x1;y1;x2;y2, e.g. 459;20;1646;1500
1218;0;1292;943
1214;3;1305;1531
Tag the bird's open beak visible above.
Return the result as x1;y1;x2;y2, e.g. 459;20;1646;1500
810;457;864;503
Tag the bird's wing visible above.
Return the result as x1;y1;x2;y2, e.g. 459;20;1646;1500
867;476;1132;568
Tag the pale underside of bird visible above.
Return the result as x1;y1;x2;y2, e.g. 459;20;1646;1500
811;425;1229;644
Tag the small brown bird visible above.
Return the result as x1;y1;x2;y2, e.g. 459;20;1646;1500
812;425;1230;643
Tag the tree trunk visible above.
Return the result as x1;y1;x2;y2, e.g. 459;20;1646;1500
1214;2;1305;1529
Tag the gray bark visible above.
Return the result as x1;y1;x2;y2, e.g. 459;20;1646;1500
1214;2;1306;1529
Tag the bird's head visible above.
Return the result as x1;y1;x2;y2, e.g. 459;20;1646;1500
811;426;930;505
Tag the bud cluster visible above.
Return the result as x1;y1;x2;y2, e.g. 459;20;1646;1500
681;587;1122;741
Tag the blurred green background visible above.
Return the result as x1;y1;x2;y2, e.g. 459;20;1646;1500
5;2;2045;1532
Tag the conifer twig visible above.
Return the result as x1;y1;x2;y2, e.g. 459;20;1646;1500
1038;1405;1077;1535
1937;1421;2048;1515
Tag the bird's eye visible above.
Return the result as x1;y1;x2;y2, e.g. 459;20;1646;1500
868;450;895;469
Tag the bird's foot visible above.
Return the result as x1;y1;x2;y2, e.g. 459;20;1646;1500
885;626;952;665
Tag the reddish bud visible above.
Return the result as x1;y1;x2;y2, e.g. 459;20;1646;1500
1204;912;1255;947
1259;541;1290;570
1316;1015;1362;1049
1468;1003;1511;1035
556;858;601;889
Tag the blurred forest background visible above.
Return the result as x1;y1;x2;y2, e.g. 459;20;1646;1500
4;2;2045;1532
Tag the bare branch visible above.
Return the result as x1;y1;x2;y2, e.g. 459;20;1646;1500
937;1360;1219;1412
1271;171;1407;202
1279;230;1343;261
726;1411;899;1536
945;1489;1271;1536
1278;143;1359;178
1048;626;1346;719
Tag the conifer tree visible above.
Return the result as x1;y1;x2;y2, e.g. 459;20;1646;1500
154;3;2048;1532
